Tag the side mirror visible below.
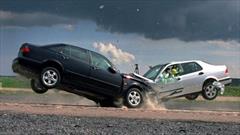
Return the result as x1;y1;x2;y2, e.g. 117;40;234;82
108;67;117;73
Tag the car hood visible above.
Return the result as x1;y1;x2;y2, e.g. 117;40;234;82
123;73;154;84
132;73;154;83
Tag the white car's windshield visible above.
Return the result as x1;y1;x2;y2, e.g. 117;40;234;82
143;64;166;80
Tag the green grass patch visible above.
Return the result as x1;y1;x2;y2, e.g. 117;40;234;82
222;86;240;97
0;76;30;88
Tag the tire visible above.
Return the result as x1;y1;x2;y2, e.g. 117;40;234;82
31;79;48;94
202;81;218;100
40;67;61;89
125;88;144;108
185;93;199;100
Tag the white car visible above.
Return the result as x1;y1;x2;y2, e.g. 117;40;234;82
138;60;232;100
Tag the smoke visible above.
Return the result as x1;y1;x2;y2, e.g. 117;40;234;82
93;42;135;64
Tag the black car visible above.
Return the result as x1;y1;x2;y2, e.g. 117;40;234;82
12;43;151;108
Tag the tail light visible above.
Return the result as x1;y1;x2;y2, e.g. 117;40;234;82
20;46;30;54
225;67;228;74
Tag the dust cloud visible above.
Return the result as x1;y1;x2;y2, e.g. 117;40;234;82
144;94;167;110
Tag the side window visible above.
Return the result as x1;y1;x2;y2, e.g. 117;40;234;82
181;62;202;75
91;52;112;71
70;47;88;63
156;64;182;84
49;46;70;56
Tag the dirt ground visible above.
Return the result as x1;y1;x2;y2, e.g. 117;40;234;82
0;89;239;134
0;103;239;123
1;89;240;112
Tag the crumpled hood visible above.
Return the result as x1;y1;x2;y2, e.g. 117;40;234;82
123;73;154;84
132;73;154;83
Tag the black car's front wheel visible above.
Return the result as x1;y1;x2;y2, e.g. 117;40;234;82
125;88;144;108
40;67;61;89
31;79;48;94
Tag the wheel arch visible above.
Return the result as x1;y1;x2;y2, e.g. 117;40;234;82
41;59;64;75
123;84;145;97
202;77;218;89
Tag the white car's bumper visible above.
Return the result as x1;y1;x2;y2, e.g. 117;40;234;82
213;81;225;95
219;77;232;86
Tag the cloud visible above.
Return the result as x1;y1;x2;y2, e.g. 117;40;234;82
93;42;135;64
210;50;240;57
207;40;240;57
0;0;239;41
207;40;240;50
62;24;75;31
0;10;77;27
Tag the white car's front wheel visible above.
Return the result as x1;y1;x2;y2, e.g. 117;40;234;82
202;81;218;100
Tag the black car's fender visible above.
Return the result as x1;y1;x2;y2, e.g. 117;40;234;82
120;74;153;97
41;59;65;73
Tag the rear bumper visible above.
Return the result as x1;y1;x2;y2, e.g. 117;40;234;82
219;78;232;86
12;57;41;78
217;77;231;95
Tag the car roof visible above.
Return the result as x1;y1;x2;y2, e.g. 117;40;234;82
152;60;203;67
169;60;202;64
43;43;83;49
43;43;112;62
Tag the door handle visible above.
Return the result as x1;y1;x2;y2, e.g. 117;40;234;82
199;72;204;75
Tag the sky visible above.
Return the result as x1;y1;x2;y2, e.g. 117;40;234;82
0;0;239;77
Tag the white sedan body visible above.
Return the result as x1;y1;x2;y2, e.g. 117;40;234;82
141;60;232;99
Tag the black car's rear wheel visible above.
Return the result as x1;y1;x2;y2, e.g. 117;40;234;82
125;88;144;108
185;93;199;100
31;79;48;94
40;67;61;89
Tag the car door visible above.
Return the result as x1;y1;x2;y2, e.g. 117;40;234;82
180;62;205;95
154;64;184;98
89;51;122;96
62;46;91;90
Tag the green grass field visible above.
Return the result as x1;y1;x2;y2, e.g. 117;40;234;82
223;86;240;97
0;76;30;88
0;76;239;96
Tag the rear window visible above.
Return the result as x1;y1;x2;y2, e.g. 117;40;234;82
181;62;202;75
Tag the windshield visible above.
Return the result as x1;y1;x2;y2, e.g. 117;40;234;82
143;65;165;80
